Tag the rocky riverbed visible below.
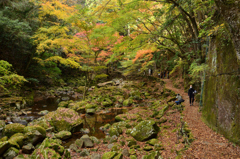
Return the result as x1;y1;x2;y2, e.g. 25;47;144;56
0;77;193;159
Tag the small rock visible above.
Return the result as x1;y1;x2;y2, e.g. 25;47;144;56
61;97;70;101
81;135;94;148
91;153;101;159
122;149;130;157
107;143;114;149
80;128;90;134
38;110;49;115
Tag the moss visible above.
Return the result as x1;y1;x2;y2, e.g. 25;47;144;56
24;125;46;137
102;151;118;159
3;123;25;138
8;133;25;149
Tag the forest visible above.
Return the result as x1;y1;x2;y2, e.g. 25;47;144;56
0;0;240;158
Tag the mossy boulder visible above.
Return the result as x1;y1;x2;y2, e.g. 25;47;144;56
0;141;11;156
108;127;122;137
3;147;19;159
102;151;118;159
102;98;113;107
24;125;46;137
55;131;72;140
3;123;25;138
123;99;133;106
28;117;51;130
31;138;70;159
44;107;83;133
8;133;25;149
130;120;159;141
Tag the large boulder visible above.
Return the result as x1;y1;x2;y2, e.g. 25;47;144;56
80;135;94;148
3;147;19;159
31;138;70;159
44;107;83;133
130;120;159;141
23;125;46;146
3;123;25;138
8;133;25;149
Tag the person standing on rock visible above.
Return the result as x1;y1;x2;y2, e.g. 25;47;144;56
188;85;196;106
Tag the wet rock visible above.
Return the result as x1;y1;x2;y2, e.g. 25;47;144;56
3;123;25;138
0;141;10;156
91;153;101;159
130;120;159;141
79;149;90;157
11;117;27;126
38;110;49;115
3;147;19;159
22;143;34;154
44;107;83;132
55;131;72;140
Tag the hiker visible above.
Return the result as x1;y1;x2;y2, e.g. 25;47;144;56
188;85;196;106
158;72;160;78
175;94;184;105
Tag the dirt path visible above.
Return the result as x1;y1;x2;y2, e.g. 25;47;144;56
162;79;240;158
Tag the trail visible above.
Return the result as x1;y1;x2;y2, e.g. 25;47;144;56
162;79;240;158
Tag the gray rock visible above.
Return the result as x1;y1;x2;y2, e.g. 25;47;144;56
79;149;90;157
122;148;130;157
55;131;72;140
81;135;94;148
11;117;28;126
22;143;35;154
91;153;101;159
107;143;114;149
38;110;49;115
80;128;90;134
3;147;19;159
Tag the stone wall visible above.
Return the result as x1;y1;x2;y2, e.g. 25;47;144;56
202;28;240;144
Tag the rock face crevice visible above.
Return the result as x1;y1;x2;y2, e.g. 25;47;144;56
203;13;240;144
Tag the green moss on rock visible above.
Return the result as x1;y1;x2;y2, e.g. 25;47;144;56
130;120;159;141
4;123;25;138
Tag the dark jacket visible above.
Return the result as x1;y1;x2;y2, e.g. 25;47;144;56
188;88;195;97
